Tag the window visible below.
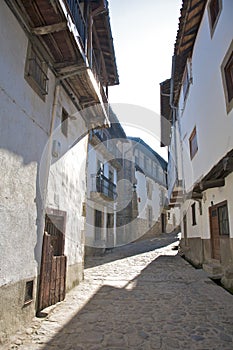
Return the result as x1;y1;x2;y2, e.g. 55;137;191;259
208;0;222;36
148;207;152;228
25;43;48;100
146;180;153;200
191;203;197;226
94;210;102;241
218;203;229;235
61;108;69;137
189;127;198;159
221;41;233;113
24;280;33;304
144;156;149;170
182;58;192;101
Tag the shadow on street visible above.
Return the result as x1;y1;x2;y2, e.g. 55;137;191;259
85;231;179;269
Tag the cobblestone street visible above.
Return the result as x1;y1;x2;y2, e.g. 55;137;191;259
4;233;233;350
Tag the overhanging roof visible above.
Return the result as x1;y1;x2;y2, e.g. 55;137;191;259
173;0;207;105
160;79;172;147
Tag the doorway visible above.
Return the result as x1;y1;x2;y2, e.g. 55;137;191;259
38;210;67;312
209;201;229;260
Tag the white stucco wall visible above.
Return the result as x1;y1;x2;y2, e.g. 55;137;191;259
46;103;88;266
85;143;117;247
136;170;165;225
0;2;55;287
179;1;233;191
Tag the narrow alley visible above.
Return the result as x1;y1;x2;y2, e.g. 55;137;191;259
5;232;233;350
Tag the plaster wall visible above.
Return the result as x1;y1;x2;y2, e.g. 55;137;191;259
0;2;55;288
0;2;56;340
178;1;233;191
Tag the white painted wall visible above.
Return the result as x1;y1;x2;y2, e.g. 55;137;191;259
135;170;166;226
46;95;88;266
86;142;118;248
0;2;55;287
179;1;233;191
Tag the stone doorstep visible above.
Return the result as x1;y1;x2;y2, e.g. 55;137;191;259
202;260;223;279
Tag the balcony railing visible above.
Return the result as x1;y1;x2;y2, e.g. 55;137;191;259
91;173;117;200
66;0;86;48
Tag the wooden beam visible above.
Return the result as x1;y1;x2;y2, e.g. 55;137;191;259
31;22;67;35
200;178;225;191
191;192;203;200
93;25;108;83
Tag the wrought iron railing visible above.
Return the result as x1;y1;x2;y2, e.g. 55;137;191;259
66;0;86;47
91;173;117;200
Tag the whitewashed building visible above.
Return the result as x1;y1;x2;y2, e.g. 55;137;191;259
127;137;179;239
161;0;233;291
0;0;118;341
86;110;126;254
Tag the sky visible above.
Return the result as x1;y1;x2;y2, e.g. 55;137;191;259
108;0;182;160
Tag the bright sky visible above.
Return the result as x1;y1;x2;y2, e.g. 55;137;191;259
108;0;182;160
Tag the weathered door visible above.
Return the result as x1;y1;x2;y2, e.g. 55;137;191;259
38;213;67;312
209;206;220;260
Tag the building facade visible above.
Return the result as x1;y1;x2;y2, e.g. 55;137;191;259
161;0;233;291
127;137;179;240
0;0;118;341
86;110;127;254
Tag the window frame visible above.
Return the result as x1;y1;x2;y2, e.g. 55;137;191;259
189;126;198;160
25;43;48;101
221;40;233;114
217;201;230;236
208;0;222;37
61;108;69;137
191;202;197;226
182;58;192;103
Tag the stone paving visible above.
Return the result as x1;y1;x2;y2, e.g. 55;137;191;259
3;233;233;350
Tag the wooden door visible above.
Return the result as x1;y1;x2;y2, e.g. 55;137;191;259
209;206;220;260
161;213;166;233
107;213;114;248
38;213;67;312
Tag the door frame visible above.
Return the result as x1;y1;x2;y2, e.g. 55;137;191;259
209;200;229;261
37;208;67;312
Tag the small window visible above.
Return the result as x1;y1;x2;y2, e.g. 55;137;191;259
24;280;33;304
182;58;192;102
94;210;102;241
148;207;152;228
61;108;69;137
147;180;153;200
189;127;198;160
25;43;48;100
218;203;229;235
191;203;197;226
221;41;233;113
208;0;222;36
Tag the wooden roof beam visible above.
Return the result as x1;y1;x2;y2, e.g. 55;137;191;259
31;22;67;35
93;25;108;83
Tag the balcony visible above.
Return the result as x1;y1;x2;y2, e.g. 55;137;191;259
9;0;119;128
90;174;117;201
89;130;122;169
